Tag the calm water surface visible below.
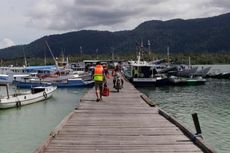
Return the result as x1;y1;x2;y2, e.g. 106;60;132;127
138;78;230;153
0;87;88;153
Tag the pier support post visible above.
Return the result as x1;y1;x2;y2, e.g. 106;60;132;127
192;113;202;136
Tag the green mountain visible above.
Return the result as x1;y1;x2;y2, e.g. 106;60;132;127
1;13;230;59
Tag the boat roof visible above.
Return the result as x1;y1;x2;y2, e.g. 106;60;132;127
0;74;8;77
26;65;56;71
13;74;30;77
130;63;154;67
0;83;9;86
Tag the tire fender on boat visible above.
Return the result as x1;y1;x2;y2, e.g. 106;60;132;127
16;101;21;107
43;92;47;99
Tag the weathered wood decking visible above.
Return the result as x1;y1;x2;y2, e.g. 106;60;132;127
34;77;215;153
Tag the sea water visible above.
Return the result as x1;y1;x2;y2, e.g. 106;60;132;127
0;87;88;153
138;65;230;153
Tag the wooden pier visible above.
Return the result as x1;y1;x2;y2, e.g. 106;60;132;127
34;77;216;153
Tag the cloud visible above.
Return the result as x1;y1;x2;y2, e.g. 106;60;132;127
26;0;230;32
0;38;15;49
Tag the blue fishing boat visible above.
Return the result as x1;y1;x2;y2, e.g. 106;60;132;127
13;80;51;88
13;78;94;88
54;78;94;88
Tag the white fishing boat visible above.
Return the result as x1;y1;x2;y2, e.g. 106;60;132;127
0;65;57;83
194;66;211;77
0;84;57;109
168;76;206;86
176;65;198;77
0;74;11;83
124;52;169;87
0;73;30;84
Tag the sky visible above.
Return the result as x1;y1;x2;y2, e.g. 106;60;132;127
0;0;230;49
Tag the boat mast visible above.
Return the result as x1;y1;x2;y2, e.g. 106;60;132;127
140;39;144;60
137;52;141;65
167;46;170;64
148;40;151;57
44;47;47;66
80;46;83;57
22;47;27;67
96;48;98;60
45;41;59;70
111;47;114;61
66;57;69;68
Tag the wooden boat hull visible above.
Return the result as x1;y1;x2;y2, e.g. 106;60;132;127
130;78;157;87
0;86;57;109
168;77;206;86
55;79;94;88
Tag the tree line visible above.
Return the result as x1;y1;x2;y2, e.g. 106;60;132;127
1;52;230;67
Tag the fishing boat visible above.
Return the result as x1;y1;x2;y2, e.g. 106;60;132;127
194;66;211;77
13;77;94;88
125;61;155;86
12;79;50;88
0;65;57;84
0;73;31;84
176;66;198;78
175;57;198;78
124;53;168;87
0;74;11;83
206;70;230;79
168;76;206;86
0;84;57;109
219;72;230;79
54;78;94;88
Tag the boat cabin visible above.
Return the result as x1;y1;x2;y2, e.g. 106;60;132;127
130;64;157;78
0;83;10;99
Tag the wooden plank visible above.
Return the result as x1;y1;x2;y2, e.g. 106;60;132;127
59;127;183;136
45;145;201;152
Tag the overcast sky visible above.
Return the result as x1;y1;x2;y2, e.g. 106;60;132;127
0;0;230;49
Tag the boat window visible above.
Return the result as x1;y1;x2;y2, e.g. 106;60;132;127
31;88;45;94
